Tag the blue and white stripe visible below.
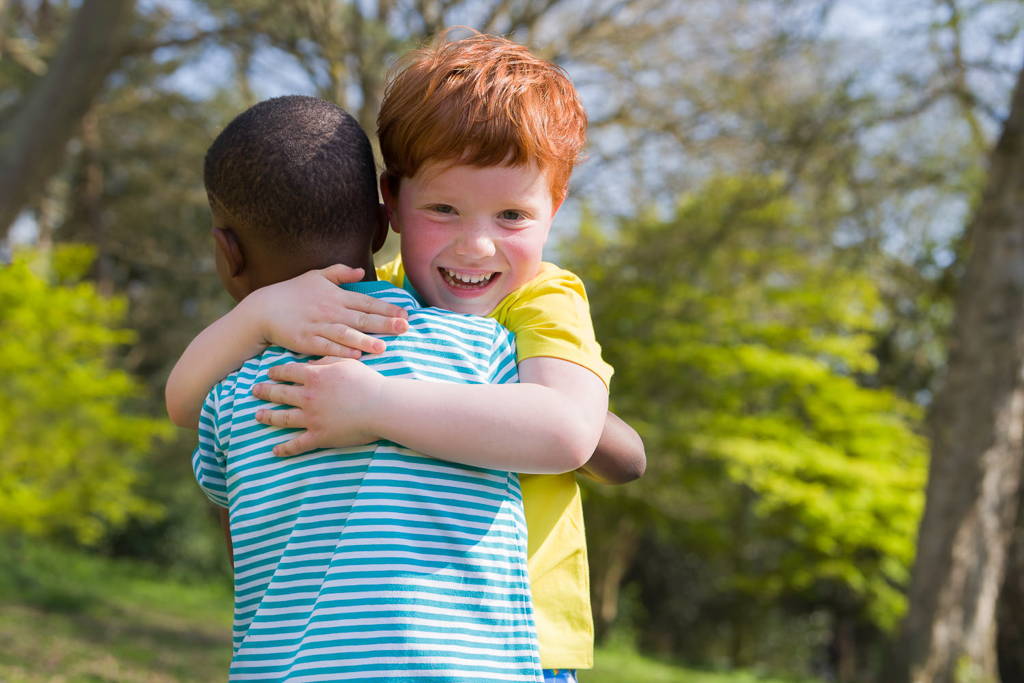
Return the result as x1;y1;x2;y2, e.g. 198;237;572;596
193;281;541;682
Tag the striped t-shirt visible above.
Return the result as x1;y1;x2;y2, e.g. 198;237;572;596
193;281;543;682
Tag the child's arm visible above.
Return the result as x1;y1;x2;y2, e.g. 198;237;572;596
251;356;607;474
498;264;647;484
165;265;409;428
246;262;644;479
580;411;646;484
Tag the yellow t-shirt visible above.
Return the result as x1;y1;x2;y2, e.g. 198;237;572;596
376;257;610;669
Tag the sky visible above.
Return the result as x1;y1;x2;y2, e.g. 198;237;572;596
7;0;1022;258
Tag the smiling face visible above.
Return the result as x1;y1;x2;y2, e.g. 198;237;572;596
385;162;559;316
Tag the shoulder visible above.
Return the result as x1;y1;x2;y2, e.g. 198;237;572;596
410;305;511;342
344;280;418;312
491;261;592;328
514;262;587;299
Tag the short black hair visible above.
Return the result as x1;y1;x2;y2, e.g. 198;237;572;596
204;96;378;252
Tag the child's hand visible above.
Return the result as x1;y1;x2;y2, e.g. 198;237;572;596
246;265;409;358
252;357;386;457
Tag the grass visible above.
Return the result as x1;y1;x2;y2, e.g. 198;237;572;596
587;647;815;683
0;542;814;682
0;541;232;682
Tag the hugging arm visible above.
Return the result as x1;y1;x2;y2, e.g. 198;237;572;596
253;355;609;474
581;411;646;484
165;265;408;428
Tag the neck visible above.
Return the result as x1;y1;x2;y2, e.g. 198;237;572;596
247;244;376;292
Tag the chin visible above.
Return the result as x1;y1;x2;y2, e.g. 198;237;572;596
448;301;492;316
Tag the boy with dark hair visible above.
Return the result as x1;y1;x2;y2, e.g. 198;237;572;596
192;95;544;682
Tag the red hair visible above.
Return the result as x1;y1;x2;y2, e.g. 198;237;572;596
377;30;587;204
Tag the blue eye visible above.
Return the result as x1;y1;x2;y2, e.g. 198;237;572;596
430;204;456;214
499;210;525;221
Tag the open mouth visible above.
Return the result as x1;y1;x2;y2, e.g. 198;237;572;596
439;267;499;290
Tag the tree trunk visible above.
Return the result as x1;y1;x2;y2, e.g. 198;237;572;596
591;518;637;642
0;0;135;237
996;476;1024;681
889;62;1024;683
831;613;857;683
586;500;639;643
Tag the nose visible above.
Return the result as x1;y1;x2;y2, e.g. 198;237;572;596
455;223;496;259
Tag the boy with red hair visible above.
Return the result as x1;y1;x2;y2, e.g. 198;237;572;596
168;32;643;682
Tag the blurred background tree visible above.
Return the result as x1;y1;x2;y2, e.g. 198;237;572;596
0;246;169;543
568;176;926;679
3;0;1024;681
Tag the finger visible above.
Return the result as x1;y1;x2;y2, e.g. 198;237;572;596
340;291;408;320
255;407;308;429
322;325;386;355
310;355;348;366
274;431;318;457
320;264;364;285
342;311;410;336
305;336;362;359
265;363;314;384
253;381;305;406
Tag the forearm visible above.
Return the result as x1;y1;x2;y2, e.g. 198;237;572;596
370;379;605;474
578;411;646;484
166;299;266;428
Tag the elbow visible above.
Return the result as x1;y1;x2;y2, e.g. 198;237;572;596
588;432;647;484
601;453;646;484
166;401;189;429
622;448;647;483
566;444;594;474
620;434;647;483
165;385;196;429
558;424;602;474
623;432;647;482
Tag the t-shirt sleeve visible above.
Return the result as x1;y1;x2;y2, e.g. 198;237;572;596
495;265;614;389
191;382;230;509
375;256;405;287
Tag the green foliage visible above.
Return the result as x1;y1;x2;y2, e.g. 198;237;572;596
567;175;927;639
0;247;171;543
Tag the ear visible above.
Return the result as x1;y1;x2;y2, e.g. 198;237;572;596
213;227;245;277
371;203;389;253
379;172;399;234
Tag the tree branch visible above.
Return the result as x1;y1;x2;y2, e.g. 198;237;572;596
0;0;136;238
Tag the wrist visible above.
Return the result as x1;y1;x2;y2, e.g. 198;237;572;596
236;288;274;348
363;372;396;442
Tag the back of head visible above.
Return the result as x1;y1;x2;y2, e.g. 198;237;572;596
205;96;379;255
377;30;587;204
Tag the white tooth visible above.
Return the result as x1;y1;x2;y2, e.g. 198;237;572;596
443;268;492;284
